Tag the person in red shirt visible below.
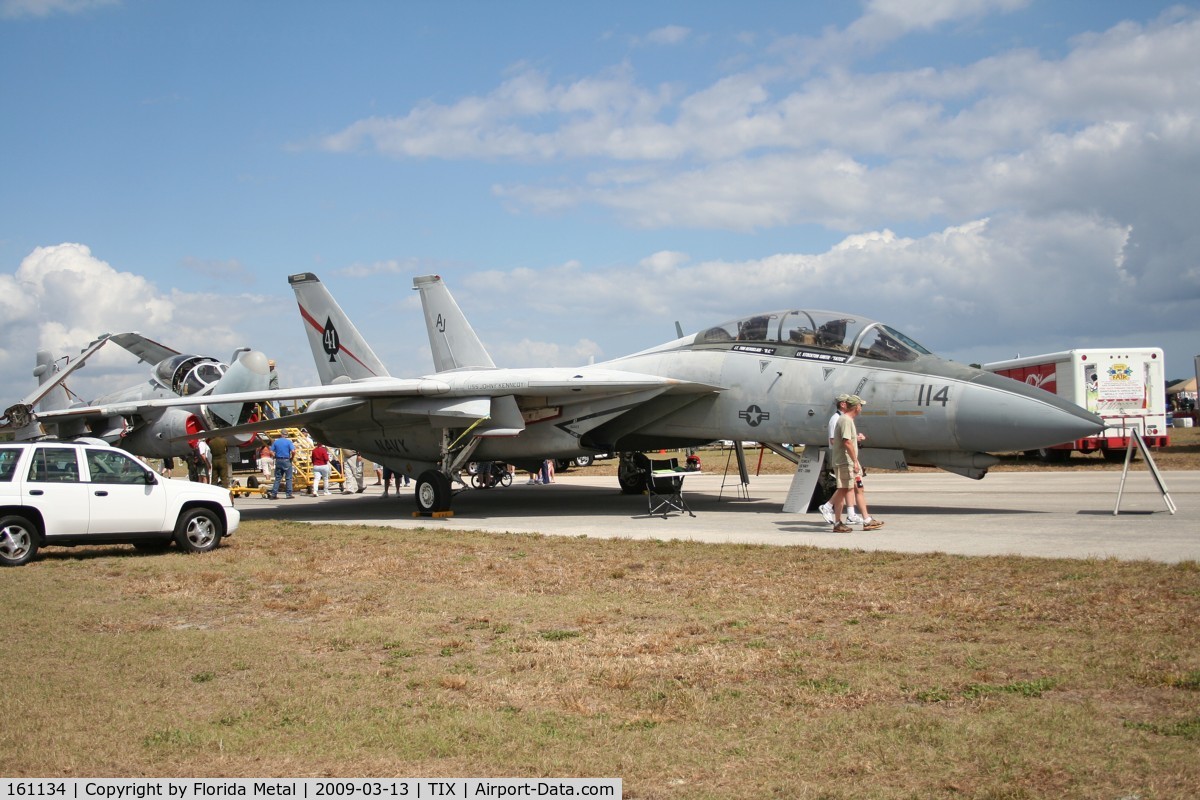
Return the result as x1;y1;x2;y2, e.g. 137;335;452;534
310;442;332;496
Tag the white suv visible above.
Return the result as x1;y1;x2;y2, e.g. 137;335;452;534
0;440;240;567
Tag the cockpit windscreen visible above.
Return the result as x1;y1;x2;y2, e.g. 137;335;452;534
152;355;227;396
696;310;931;362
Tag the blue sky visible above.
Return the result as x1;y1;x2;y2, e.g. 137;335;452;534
2;0;1198;402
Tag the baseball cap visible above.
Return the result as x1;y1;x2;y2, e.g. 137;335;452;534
846;395;865;407
835;393;851;403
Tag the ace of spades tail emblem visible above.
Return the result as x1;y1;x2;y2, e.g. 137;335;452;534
322;317;340;363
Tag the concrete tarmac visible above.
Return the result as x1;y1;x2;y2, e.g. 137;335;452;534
238;469;1199;563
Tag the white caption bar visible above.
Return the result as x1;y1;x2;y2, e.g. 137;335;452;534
1;780;621;800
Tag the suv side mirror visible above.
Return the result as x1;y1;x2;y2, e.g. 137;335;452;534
144;470;157;485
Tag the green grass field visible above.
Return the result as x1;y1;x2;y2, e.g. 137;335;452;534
3;523;1198;798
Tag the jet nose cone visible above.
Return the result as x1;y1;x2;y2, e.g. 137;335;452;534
955;376;1105;453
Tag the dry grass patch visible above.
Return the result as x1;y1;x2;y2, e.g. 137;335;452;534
2;523;1197;798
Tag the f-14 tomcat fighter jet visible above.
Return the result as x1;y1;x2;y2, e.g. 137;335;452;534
0;332;271;459
190;272;1104;515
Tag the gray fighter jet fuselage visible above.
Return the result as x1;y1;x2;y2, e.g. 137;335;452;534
588;310;1091;474
261;274;1103;513
135;273;1103;514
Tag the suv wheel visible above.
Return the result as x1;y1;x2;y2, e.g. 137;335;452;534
174;508;223;553
0;515;39;567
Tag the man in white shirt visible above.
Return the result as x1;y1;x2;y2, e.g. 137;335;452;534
819;394;863;524
828;395;884;532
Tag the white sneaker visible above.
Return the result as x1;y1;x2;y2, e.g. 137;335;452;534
847;511;864;524
818;503;835;524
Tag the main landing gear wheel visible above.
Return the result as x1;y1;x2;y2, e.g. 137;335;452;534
415;470;453;514
1038;447;1071;464
617;454;645;495
807;470;836;513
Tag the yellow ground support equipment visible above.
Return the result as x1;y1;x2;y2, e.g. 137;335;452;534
229;428;344;497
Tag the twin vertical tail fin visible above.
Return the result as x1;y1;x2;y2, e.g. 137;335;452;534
413;274;495;371
2;336;110;436
289;272;391;384
32;333;112;412
33;350;70;412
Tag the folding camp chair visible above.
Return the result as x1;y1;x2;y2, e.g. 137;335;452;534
645;457;696;518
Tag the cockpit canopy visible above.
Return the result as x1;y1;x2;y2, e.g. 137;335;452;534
152;355;227;396
696;310;932;363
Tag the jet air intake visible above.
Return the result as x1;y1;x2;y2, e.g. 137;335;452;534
205;350;272;428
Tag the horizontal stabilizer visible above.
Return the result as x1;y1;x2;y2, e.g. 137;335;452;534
386;396;491;422
385;395;525;437
480;394;526;437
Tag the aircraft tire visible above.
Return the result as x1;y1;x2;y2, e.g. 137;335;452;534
1102;448;1133;463
416;470;452;513
1038;447;1072;464
807;473;836;513
0;515;39;567
617;456;645;494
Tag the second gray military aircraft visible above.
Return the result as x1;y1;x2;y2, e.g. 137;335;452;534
1;332;271;458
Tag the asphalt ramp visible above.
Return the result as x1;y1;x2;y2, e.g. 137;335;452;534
236;470;1200;563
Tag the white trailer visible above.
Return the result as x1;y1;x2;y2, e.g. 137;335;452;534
983;348;1169;461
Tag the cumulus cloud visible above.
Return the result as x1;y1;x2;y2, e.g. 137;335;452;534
316;7;1200;245
318;66;678;161
9;2;1195;396
431;214;1169;371
843;0;1030;46
0;244;278;401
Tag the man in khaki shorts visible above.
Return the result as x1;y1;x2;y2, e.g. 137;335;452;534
829;395;884;532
